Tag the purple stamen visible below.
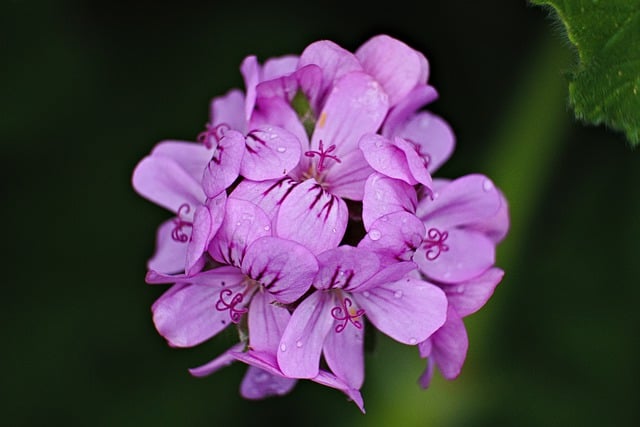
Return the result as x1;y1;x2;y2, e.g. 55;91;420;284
330;297;365;333
423;227;449;261
304;140;341;172
215;289;248;323
197;123;231;149
171;203;193;243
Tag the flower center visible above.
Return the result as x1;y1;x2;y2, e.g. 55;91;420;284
197;122;230;149
215;288;249;323
171;203;193;243
423;227;449;260
330;296;365;333
304;140;341;173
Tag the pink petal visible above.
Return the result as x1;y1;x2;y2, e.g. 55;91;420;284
444;268;504;317
240;125;302;181
210;89;247;133
355;34;429;106
230;177;298;221
362;173;417;230
261;55;299;81
275;179;348;255
466;190;510;244
250;96;308;148
382;84;439;135
132;156;204;213
208;199;272;267
240;55;260;121
415;228;495;284
201;130;245;198
324;149;375;201
353;276;447;345
248;291;291;354
240;365;297;400
150;140;213;183
429;307;468;380
312;370;365;414
185;193;226;276
147;219;188;274
311;72;389;159
358;211;425;262
314;246;381;290
277;291;335;379
189;343;244;377
417;174;502;229
242;237;318;304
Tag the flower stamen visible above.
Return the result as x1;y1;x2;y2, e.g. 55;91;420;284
423;227;449;260
304;140;341;172
330;297;365;333
215;289;248;323
171;203;193;243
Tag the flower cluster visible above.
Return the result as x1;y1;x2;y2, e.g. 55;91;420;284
132;34;509;412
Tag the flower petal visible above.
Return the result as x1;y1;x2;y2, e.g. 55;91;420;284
240;365;297;400
355;34;428;105
201;129;245;198
132;156;204;213
240;125;302;181
415;228;495;284
242;237;318;304
362;173;417;230
428;306;468;381
277;291;334;379
185;193;226;276
358;211;425;262
261;55;299;81
150;141;213;183
210;89;247;133
250;96;308;149
147;219;188;274
240;55;260;120
248;290;292;354
444;268;504;317
312;370;365;414
314;246;381;290
311;72;389;158
275;179;348;255
382;84;439;135
324;149;375;201
354;276;447;344
230;177;298;221
189;343;244;377
208;198;272;267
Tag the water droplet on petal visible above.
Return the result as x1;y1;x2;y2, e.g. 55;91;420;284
332;228;337;233
280;344;287;352
483;179;494;192
264;225;271;231
374;140;383;148
432;192;439;200
276;146;286;153
369;229;381;241
363;291;370;298
236;221;242;226
409;337;417;345
394;290;403;299
296;340;303;348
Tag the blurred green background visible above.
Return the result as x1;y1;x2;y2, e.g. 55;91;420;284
3;0;639;426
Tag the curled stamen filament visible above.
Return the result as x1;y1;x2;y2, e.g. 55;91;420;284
304;140;341;172
171;203;193;243
330;297;365;333
215;289;248;323
423;227;449;261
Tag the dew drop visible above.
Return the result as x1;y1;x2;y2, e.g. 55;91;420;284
483;179;494;192
369;229;382;241
374;140;383;148
236;221;242;226
296;340;303;348
394;290;403;299
409;337;417;345
276;146;286;153
363;291;370;298
280;344;287;352
332;228;337;233
432;192;439;200
263;225;271;231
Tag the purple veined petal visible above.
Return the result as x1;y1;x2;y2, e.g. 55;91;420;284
277;291;335;379
255;64;322;105
323;295;365;389
240;55;260;121
208;198;272;267
312;370;365;414
248;290;292;354
242;236;318;304
185;193;228;276
298;40;363;108
261;54;299;81
351;261;418;293
210;89;247;133
353;276;447;345
275;179;348;255
382;84;439;136
314;246;381;291
444;268;504;317
189;343;244;377
389;111;455;174
201;130;245;198
415;228;495;284
147;219;189;274
355;34;429;106
132;156;205;213
465;189;510;244
250;96;309;149
240;125;302;181
427;306;468;381
145;265;244;286
310;71;389;159
416;174;502;229
358;211;425;262
362;173;417;230
240;365;297;400
150;141;213;183
151;278;243;348
230;177;298;221
323;149;375;201
359;134;432;188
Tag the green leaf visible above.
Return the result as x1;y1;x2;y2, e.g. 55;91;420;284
531;0;640;145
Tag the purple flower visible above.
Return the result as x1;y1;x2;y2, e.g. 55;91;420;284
132;33;509;411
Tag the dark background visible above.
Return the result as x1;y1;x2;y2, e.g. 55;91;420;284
3;0;639;426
